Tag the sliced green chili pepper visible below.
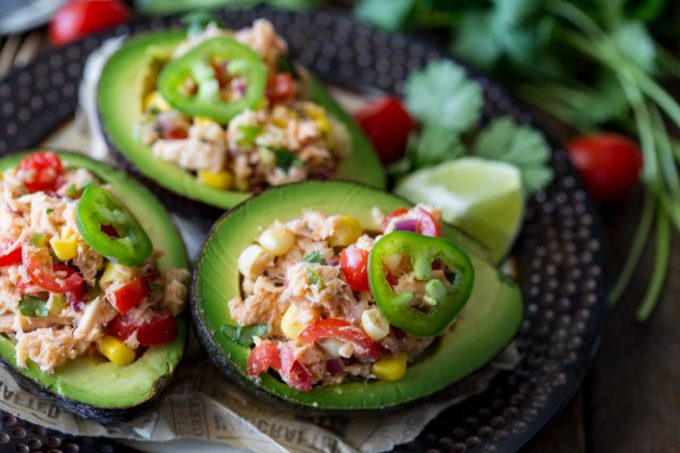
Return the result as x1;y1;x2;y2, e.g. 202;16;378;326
158;36;266;124
368;231;475;337
76;186;152;267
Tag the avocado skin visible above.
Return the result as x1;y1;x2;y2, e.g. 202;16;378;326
0;354;176;424
96;30;385;217
0;151;189;424
191;181;523;414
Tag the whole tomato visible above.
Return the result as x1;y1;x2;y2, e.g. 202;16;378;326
50;0;131;47
354;97;415;165
566;133;643;203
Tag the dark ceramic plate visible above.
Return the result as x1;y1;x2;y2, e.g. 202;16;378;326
0;7;607;453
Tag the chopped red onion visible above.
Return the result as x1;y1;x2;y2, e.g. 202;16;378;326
395;219;418;232
326;358;344;375
390;325;406;340
348;303;367;323
328;259;339;266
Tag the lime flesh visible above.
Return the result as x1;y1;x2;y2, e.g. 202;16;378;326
395;157;524;262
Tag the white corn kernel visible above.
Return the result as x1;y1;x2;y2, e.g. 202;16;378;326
237;245;273;279
318;338;345;358
383;253;404;275
258;224;295;256
361;308;390;341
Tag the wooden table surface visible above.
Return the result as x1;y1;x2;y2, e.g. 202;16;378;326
2;24;679;453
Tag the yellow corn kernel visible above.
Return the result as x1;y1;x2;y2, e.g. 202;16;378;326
96;335;136;366
372;353;407;382
281;303;307;340
271;105;297;127
49;236;77;261
99;262;135;291
143;90;171;113
258;224;295;256
237;245;272;279
361;308;390;341
329;216;363;247
194;116;217;129
303;102;331;137
198;170;233;190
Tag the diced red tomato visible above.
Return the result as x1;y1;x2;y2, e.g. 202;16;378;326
299;319;382;362
22;246;84;294
354;96;415;164
18;151;63;193
266;73;295;103
340;246;369;292
247;342;313;392
416;207;440;237
108;312;177;346
162;128;188;140
384;208;409;228
0;244;22;267
109;277;149;314
49;0;131;46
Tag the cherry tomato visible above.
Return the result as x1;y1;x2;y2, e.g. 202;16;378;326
266;73;295;103
416;207;440;237
0;243;22;267
299;318;382;362
340;246;369;292
566;133;643;203
22;246;84;294
354;97;415;164
18;151;63;193
109;277;149;314
247;342;313;392
49;0;131;47
108;313;177;346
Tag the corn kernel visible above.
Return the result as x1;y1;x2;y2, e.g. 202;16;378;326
329;216;363;247
194;116;217;129
372;353;407;382
143;90;171;113
303;102;325;120
99;262;135;291
96;335;136;366
258;224;295;256
281;303;307;340
198;170;233;190
49;236;78;262
237;245;272;279
361;308;390;341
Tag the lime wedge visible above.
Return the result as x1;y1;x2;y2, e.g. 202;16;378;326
394;157;524;262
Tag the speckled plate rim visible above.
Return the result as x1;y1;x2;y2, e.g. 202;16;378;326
0;6;608;453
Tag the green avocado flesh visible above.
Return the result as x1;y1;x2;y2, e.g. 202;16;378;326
193;181;523;411
97;30;385;210
0;151;187;412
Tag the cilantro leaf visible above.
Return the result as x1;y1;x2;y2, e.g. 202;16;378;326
452;13;503;70
19;296;49;318
473;116;553;193
611;21;656;73
238;125;262;147
303;251;326;265
354;0;416;32
405;60;483;133
222;324;268;347
412;124;465;168
268;147;303;171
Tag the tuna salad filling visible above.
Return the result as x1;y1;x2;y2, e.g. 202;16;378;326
0;152;189;373
229;204;475;392
135;19;351;193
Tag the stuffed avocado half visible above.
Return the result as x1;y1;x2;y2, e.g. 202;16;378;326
97;20;385;215
0;151;189;423
192;181;523;412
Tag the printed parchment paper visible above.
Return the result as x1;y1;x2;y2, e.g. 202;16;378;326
0;37;521;452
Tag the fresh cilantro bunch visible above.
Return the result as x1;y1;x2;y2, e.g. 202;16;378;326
391;60;553;195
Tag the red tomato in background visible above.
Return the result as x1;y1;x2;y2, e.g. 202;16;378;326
266;73;296;103
340;245;369;292
566;133;643;203
354;97;415;164
18;151;63;192
49;0;131;46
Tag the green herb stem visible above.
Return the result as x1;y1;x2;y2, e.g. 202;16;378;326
609;187;655;305
636;206;671;322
